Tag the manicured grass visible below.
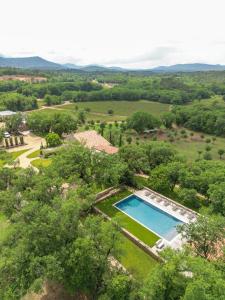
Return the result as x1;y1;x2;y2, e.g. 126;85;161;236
31;158;52;168
11;149;30;159
116;234;158;279
58;100;170;117
27;150;40;158
96;190;159;247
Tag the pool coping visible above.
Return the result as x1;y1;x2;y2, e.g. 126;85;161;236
113;194;183;243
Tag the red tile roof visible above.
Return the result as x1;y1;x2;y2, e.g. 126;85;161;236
74;130;118;155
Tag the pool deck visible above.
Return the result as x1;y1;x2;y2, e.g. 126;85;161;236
134;188;197;252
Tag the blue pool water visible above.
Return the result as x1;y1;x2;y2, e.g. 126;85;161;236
115;195;183;241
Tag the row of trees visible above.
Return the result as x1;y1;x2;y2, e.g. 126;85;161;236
18;81;102;98
27;112;77;136
0;92;38;111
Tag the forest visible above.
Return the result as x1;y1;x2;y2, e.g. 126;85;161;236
1;68;225;111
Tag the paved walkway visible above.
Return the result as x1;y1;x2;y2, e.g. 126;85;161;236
7;134;45;170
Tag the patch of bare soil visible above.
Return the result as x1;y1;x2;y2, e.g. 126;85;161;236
0;75;47;82
23;282;88;300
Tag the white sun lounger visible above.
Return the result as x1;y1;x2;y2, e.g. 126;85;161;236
172;204;179;211
156;197;163;203
156;239;165;249
187;213;196;220
180;208;186;216
164;200;170;206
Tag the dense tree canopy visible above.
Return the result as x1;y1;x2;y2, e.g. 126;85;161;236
27;112;77;136
141;249;225;300
127;112;161;134
172;101;225;136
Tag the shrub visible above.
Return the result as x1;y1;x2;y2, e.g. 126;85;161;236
203;152;212;160
45;133;62;148
107;109;114;115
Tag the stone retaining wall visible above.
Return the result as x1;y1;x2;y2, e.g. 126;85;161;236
93;206;162;262
95;187;119;203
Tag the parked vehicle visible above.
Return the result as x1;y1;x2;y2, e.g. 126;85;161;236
4;132;10;138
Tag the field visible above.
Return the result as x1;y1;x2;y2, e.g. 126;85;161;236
116;234;158;279
29;107;126;122
171;132;225;161
58;100;171;117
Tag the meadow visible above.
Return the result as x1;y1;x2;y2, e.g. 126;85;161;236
58;100;171;117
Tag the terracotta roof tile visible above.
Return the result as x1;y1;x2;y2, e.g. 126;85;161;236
74;130;118;155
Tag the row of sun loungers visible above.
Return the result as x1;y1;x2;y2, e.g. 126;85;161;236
144;190;196;220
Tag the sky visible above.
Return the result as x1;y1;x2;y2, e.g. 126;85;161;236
1;0;225;69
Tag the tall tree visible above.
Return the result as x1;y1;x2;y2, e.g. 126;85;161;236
178;215;225;259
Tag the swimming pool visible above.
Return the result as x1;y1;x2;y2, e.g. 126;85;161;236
115;195;183;241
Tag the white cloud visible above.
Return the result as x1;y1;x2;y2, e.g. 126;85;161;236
1;0;225;68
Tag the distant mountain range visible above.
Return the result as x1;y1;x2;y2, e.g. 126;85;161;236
1;56;225;73
151;63;225;72
0;56;62;70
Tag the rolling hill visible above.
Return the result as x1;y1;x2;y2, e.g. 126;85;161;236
1;56;225;73
151;63;225;72
0;56;63;70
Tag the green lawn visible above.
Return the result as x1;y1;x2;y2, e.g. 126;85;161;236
58;100;170;118
116;234;158;279
29;107;125;122
31;158;52;168
27;150;40;159
11;149;30;159
96;190;159;247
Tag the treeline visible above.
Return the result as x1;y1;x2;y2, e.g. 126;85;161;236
17;81;102;98
0;92;38;111
2;70;225;109
0;80;22;92
62;85;211;105
27;112;77;136
172;101;225;136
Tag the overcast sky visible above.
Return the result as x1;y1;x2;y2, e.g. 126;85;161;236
1;0;225;68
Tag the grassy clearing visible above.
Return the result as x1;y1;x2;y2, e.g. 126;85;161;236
30;107;125;122
31;158;52;168
58;100;170;117
37;99;45;107
116;234;158;279
0;213;10;243
96;190;159;247
11;149;30;159
27;149;40;159
169;130;225;162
